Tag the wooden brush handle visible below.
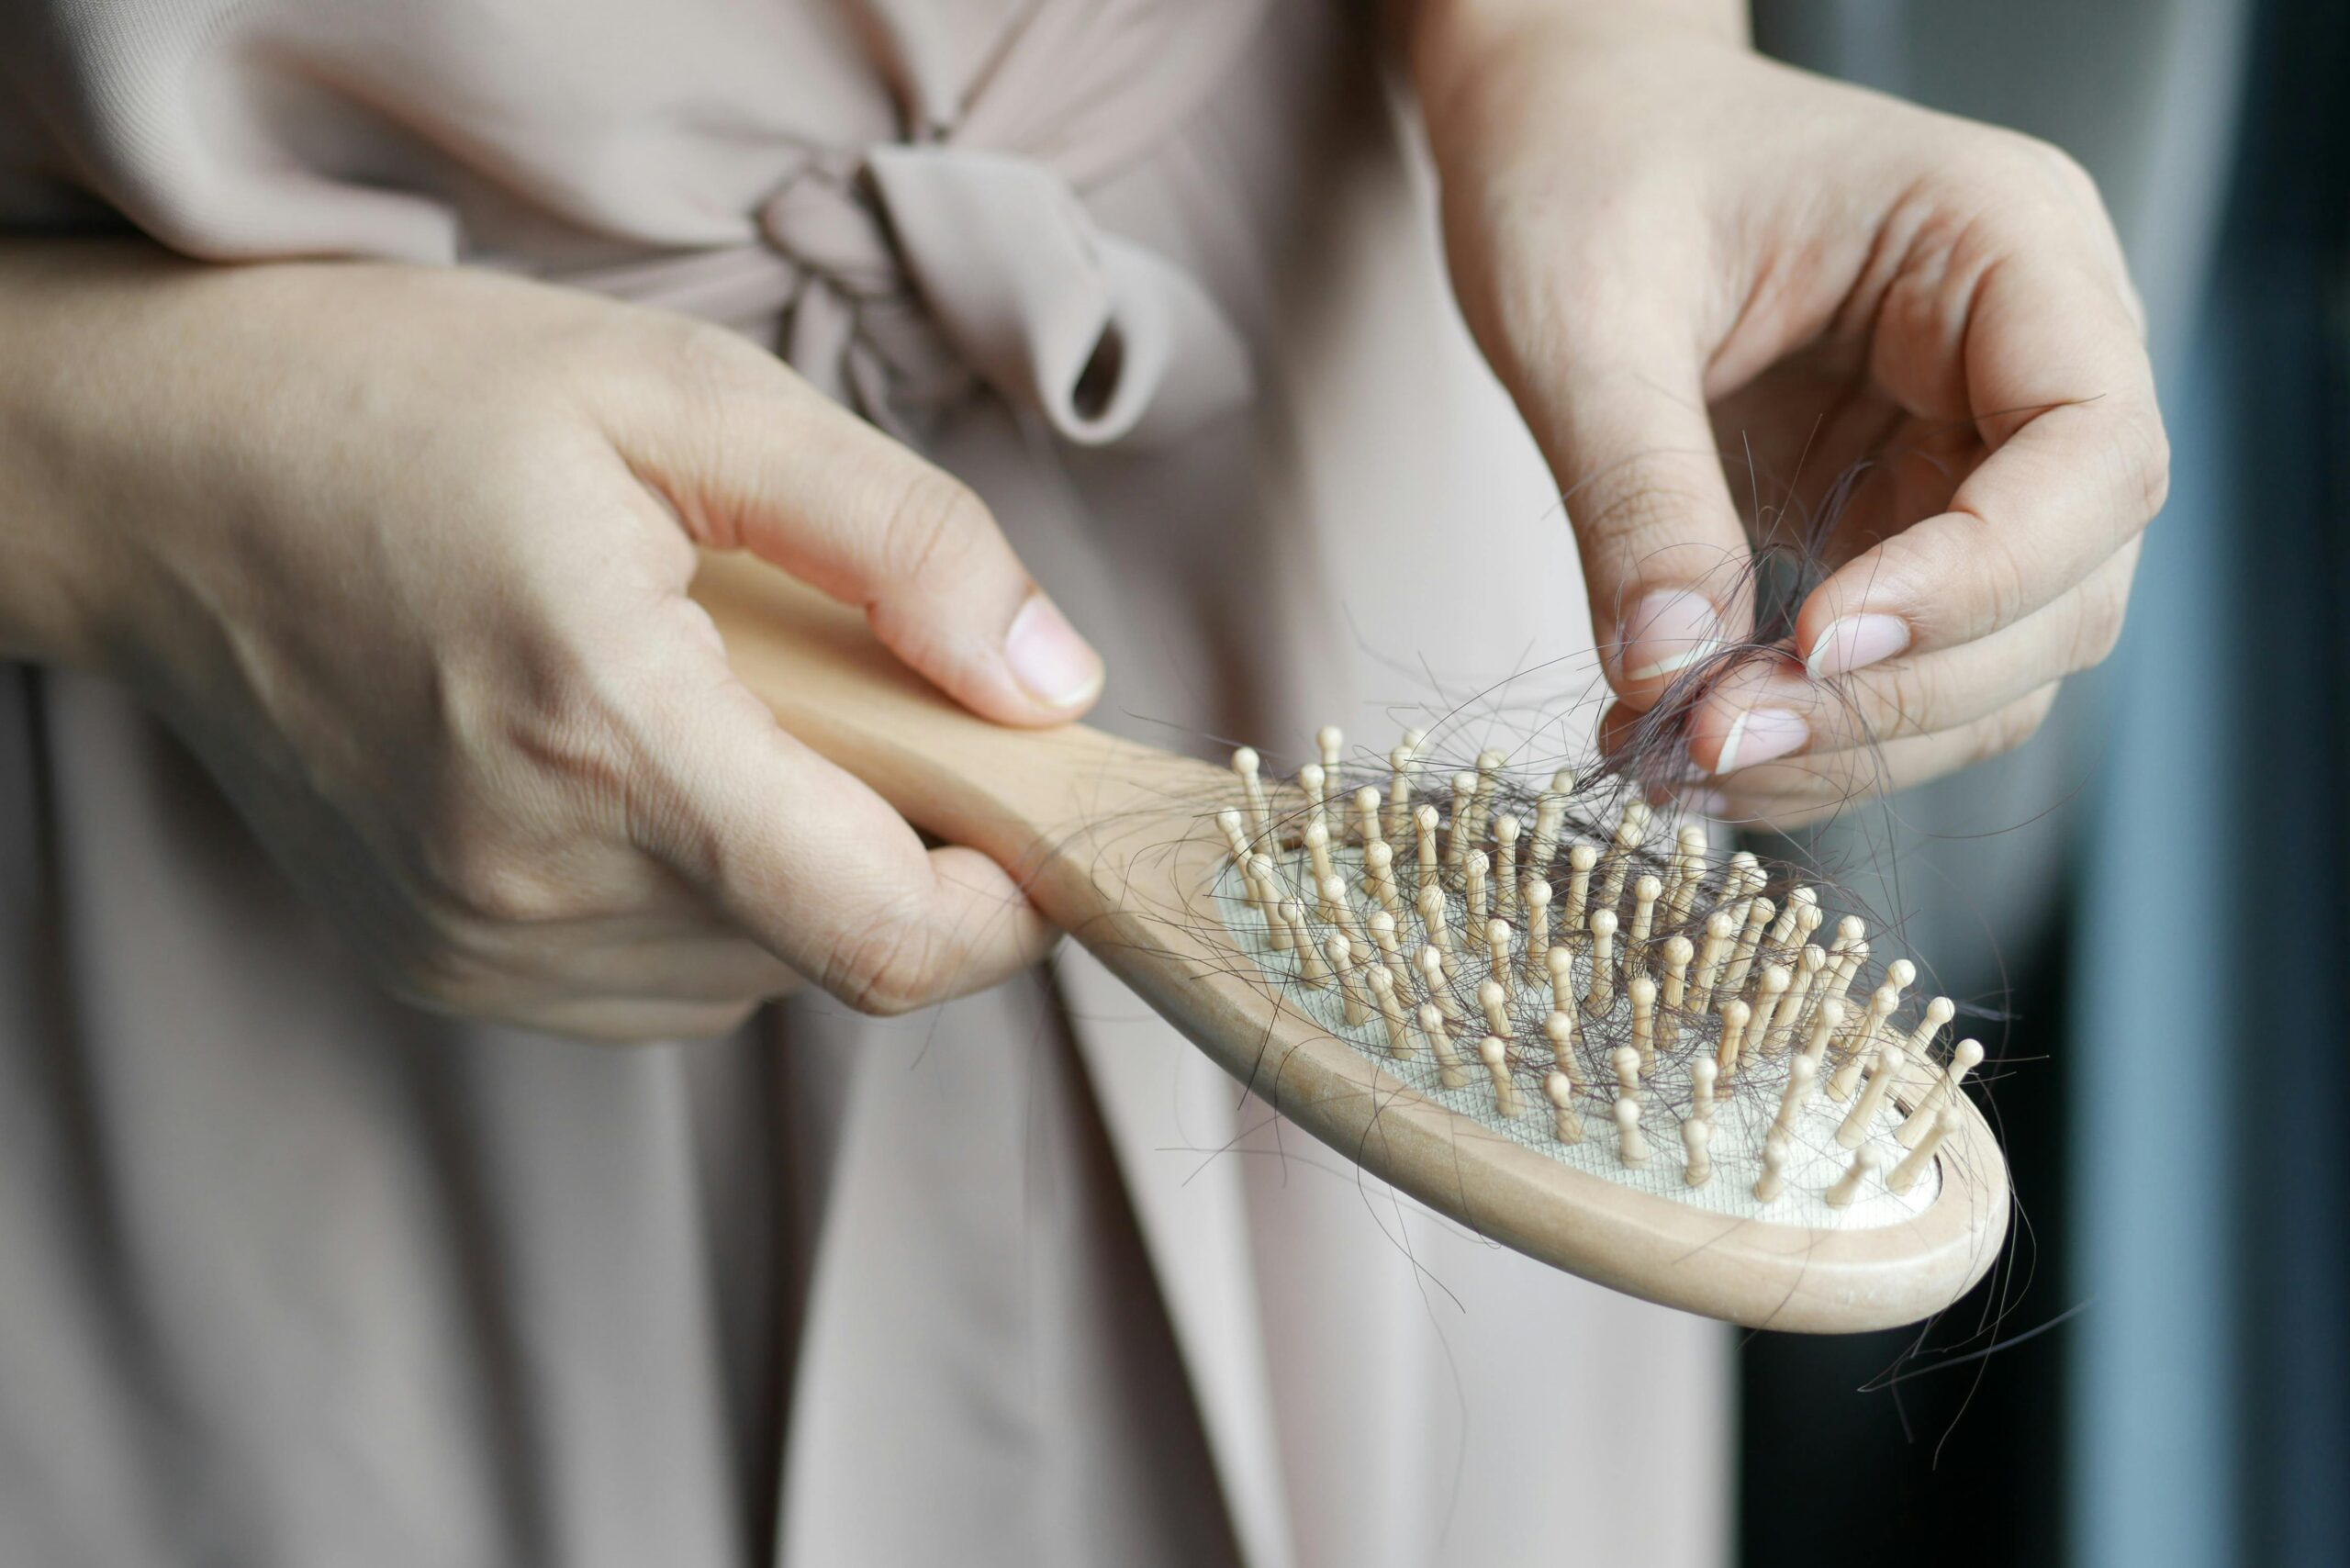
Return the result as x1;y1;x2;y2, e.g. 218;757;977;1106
688;550;1219;921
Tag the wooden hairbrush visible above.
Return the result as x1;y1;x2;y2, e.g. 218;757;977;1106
692;552;2009;1332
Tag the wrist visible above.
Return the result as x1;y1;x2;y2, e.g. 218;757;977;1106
0;375;102;668
1404;0;1750;149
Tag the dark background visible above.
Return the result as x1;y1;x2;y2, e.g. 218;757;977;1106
1738;1;2349;1563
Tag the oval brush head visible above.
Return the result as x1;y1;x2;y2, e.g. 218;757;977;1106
1210;737;2006;1328
694;553;2010;1334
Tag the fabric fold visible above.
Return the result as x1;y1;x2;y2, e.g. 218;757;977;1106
865;145;1253;448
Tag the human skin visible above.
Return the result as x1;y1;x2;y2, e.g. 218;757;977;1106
0;251;1099;1039
1408;0;2167;825
0;7;2168;1036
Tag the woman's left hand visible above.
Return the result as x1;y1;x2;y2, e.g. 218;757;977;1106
1409;0;2167;825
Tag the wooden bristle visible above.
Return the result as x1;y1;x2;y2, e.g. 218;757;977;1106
1231;746;1270;845
1480;1035;1521;1118
1299;761;1327;837
1753;1137;1790;1203
1217;808;1252;864
1523;880;1554;986
1418;946;1460;1024
1466;749;1504;850
1750;965;1791;1056
1480;978;1511;1040
1628;874;1662;955
1304;818;1334;888
1326;935;1368;1024
1546;1072;1583;1144
1585;910;1618;1014
1445;772;1476;868
1563;842;1598;932
1612;1045;1641;1095
1682;1119;1714;1187
1906;996;1956;1058
1317;725;1344;774
1771;1054;1818;1141
1836;1045;1907;1149
1417;881;1452;954
1546;945;1575;1016
1826;1147;1884;1209
1464;852;1491;946
1385;732;1422;841
1544;1010;1581;1086
1286;901;1326;985
1660;935;1694;1014
1898;1038;1983;1148
1364;840;1400;918
1723;896;1774;995
1629;975;1657;1070
1355;786;1383;851
1494;814;1521;920
1693;910;1735;1010
1429;1010;1470;1089
1716;998;1752;1089
1888;1106;1961;1194
1371;965;1414;1058
1614;1095;1650;1168
1413;805;1441;899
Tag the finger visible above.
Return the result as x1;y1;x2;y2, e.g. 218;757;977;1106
1513;286;1757;708
610;329;1104;726
1797;244;2165;679
630;624;1058;1014
1673;542;2135;772
1675;684;2064;830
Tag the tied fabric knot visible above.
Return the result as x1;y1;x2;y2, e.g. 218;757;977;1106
755;145;1252;450
756;152;977;434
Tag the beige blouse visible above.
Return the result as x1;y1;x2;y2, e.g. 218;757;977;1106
0;4;1728;1564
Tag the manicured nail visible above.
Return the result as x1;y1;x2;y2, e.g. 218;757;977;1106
1005;592;1103;710
1806;614;1909;680
1620;589;1726;682
1715;707;1807;776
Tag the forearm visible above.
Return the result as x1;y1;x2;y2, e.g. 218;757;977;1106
0;239;193;666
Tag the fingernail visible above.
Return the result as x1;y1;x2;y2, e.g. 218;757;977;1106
1806;614;1909;680
1005;592;1103;711
1715;706;1807;776
1620;589;1726;682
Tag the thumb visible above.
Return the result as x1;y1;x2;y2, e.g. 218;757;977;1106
616;340;1104;728
1526;312;1753;708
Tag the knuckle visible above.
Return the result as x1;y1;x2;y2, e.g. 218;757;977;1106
876;466;993;592
426;830;579;926
821;900;948;1016
376;940;509;1018
1976;687;2059;764
654;317;778;406
1970;129;2102;212
2133;419;2174;521
1864;658;1944;743
2068;583;2131;671
1969;525;2038;639
1580;470;1748;595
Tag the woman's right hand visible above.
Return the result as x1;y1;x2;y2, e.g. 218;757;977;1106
0;248;1104;1040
